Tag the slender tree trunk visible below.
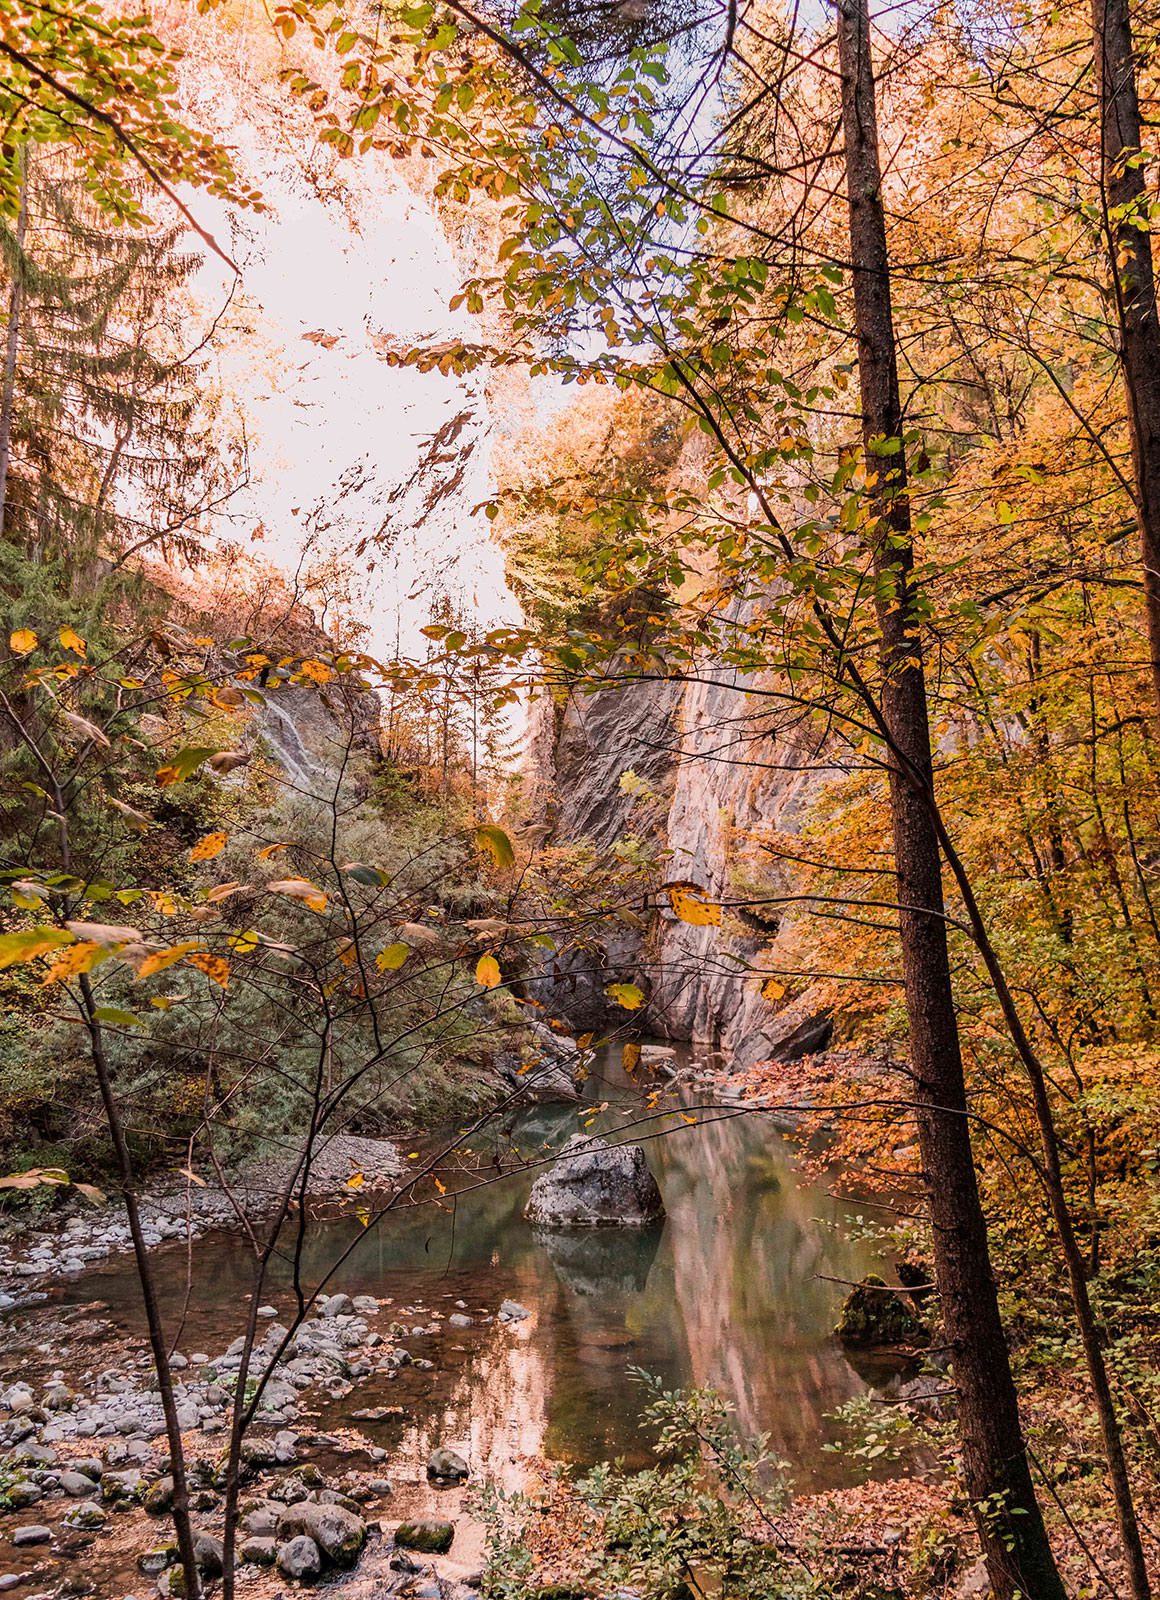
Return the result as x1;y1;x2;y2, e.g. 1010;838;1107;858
1093;0;1160;731
835;4;1067;1595
0;145;29;539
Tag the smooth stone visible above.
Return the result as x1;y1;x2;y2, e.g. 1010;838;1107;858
276;1502;366;1565
238;1536;276;1565
11;1526;51;1547
277;1535;322;1579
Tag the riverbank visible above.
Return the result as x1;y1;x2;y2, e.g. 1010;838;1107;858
0;1135;406;1308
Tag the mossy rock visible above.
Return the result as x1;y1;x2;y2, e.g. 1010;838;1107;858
396;1519;455;1553
834;1275;925;1348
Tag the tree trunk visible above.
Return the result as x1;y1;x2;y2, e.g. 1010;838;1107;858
1093;0;1160;731
835;3;1067;1595
0;145;29;539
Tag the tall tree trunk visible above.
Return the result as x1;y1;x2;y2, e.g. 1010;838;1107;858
835;4;1067;1595
1093;0;1160;730
0;144;29;539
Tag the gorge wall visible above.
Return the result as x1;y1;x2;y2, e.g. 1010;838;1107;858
530;666;836;1070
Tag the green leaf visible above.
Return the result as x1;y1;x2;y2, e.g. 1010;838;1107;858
91;1007;143;1028
474;824;515;868
343;862;390;887
0;927;74;969
606;982;645;1011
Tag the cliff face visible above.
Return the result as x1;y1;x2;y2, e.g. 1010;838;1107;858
533;665;833;1069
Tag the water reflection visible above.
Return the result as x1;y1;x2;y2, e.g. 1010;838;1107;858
59;1058;888;1492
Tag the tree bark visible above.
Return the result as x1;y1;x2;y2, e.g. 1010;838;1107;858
0;144;29;539
1093;0;1160;731
835;3;1067;1594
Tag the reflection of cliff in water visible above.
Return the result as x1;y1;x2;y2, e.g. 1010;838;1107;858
654;1109;874;1469
58;1055;887;1490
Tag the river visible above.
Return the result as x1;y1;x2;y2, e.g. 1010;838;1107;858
44;1053;898;1572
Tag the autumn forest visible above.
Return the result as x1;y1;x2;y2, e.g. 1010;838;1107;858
0;0;1158;1595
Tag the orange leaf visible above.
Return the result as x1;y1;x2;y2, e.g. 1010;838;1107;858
136;941;203;979
185;952;230;987
267;878;327;914
475;953;501;988
189;831;228;862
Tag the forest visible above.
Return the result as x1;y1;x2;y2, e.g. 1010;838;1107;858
0;0;1158;1594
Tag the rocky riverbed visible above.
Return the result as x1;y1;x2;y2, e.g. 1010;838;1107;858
0;1284;533;1597
0;1137;407;1310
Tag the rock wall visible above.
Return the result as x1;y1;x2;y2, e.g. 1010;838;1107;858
530;664;835;1070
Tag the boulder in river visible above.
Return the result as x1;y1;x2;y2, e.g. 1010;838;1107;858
534;1220;662;1295
834;1275;926;1348
277;1534;323;1579
524;1135;665;1229
277;1501;367;1566
396;1519;455;1554
427;1446;469;1483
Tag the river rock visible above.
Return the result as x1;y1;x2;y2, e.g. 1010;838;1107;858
138;1546;177;1576
427;1446;468;1483
63;1500;107;1530
242;1505;280;1538
834;1275;926;1347
60;1470;99;1497
239;1536;277;1565
277;1501;366;1565
395;1520;455;1554
144;1477;174;1515
194;1532;224;1577
524;1135;665;1228
277;1534;322;1579
4;1482;40;1508
11;1526;51;1547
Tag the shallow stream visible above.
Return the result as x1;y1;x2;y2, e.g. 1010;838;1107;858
52;1057;894;1517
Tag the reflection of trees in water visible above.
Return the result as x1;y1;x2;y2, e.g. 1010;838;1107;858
650;1110;880;1480
65;1089;881;1491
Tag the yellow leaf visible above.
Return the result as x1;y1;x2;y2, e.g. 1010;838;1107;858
267;878;327;914
622;1042;641;1073
606;982;645;1011
433;1175;446;1195
474;824;515;868
760;975;786;1002
475;953;502;988
189;831;228;862
9;629;37;656
185;952;230;987
58;625;86;657
346;1170;365;1189
136;941;203;979
0;928;74;969
42;941;105;983
257;842;291;860
376;942;410;972
667;886;722;927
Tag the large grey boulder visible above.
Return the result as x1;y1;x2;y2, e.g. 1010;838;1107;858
525;1135;665;1229
277;1500;366;1566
